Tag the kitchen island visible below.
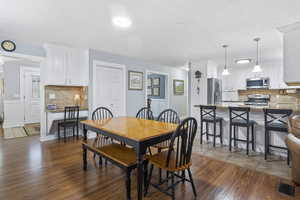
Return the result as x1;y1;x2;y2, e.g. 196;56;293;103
194;103;299;156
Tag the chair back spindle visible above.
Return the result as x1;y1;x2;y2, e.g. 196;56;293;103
157;109;180;124
136;107;154;120
64;106;79;122
92;107;113;120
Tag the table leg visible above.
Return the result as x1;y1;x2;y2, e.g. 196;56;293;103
136;144;146;200
83;124;87;141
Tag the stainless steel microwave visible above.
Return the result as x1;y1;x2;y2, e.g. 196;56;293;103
246;77;270;89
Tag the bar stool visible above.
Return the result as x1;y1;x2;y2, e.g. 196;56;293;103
229;107;256;155
264;108;293;164
200;105;223;147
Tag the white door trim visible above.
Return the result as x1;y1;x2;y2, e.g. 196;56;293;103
92;60;127;116
145;70;170;108
20;66;41;124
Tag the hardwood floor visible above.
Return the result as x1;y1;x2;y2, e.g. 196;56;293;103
0;136;299;200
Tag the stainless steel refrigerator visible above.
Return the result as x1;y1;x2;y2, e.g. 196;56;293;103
207;78;222;104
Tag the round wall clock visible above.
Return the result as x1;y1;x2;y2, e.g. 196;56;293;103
1;40;16;52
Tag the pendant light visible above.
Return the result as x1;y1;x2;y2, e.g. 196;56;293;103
252;38;262;73
222;45;230;76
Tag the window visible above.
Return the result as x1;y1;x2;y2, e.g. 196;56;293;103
32;75;40;98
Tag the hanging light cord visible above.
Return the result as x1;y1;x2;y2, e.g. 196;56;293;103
223;45;228;69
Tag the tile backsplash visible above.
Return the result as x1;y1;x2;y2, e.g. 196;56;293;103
45;85;88;110
238;88;300;104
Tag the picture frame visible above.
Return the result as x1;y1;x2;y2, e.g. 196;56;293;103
152;78;160;86
147;78;152;87
152;87;160;96
128;71;143;90
173;80;184;95
147;88;152;96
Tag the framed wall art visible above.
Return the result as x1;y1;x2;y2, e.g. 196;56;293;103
173;80;184;95
128;71;143;90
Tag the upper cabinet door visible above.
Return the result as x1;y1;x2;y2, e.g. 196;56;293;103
44;45;67;85
279;23;300;86
44;44;89;86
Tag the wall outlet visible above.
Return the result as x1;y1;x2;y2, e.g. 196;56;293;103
49;93;56;99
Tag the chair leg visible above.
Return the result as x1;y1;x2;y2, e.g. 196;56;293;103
187;168;197;197
125;169;131;200
158;148;162;183
229;124;232;152
213;121;216;147
171;172;175;200
64;125;66;143
220;120;223;145
72;126;75;137
181;170;185;183
234;126;237;148
58;125;60;140
246;126;249;156
206;122;209;142
76;123;79;139
200;121;203;144
265;130;268;160
251;125;255;151
98;156;102;166
82;145;87;171
145;164;154;196
287;150;290;166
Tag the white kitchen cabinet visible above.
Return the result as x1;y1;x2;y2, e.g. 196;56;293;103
279;23;300;86
44;44;88;86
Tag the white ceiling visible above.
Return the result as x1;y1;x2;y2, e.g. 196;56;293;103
1;0;300;66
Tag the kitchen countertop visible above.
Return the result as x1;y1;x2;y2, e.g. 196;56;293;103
194;103;300;112
45;107;89;113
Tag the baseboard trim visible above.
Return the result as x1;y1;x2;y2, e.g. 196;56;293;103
3;122;24;128
40;131;95;142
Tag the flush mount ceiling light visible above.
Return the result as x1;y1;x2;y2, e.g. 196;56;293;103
252;38;262;73
112;16;132;28
222;45;230;76
235;59;252;64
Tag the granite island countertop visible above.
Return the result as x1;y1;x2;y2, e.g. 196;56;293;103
194;102;300;112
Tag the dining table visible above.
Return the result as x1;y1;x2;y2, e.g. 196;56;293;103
81;116;178;200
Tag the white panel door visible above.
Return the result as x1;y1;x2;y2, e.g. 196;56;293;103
94;65;125;116
24;71;41;123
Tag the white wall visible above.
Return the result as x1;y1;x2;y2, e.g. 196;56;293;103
190;61;208;123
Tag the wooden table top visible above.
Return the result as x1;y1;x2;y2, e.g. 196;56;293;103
81;117;178;142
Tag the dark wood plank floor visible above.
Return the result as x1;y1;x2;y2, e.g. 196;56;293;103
0;136;299;200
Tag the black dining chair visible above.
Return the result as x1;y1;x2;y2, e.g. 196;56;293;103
145;117;198;200
58;106;79;142
136;107;154;120
153;109;180;183
92;107;114;165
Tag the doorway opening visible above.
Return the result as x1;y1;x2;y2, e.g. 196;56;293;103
1;55;42;139
145;71;169;117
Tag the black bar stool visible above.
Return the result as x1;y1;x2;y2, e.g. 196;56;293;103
263;108;293;164
200;105;223;147
229;107;256;155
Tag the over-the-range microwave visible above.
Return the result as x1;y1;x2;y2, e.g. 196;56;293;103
246;77;270;89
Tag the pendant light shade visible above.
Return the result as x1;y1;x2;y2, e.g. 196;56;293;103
222;45;230;76
252;38;262;73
